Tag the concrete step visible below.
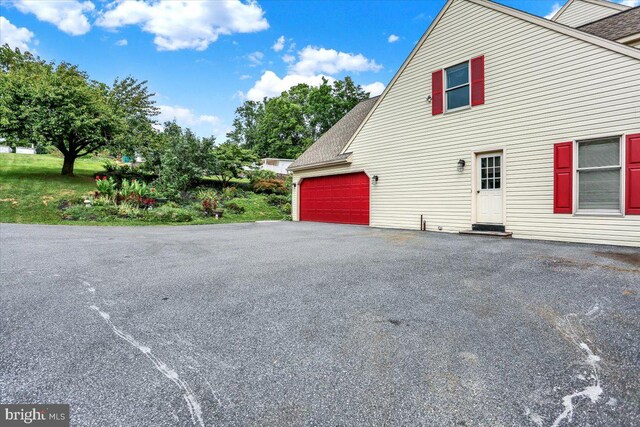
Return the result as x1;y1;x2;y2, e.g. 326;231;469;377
459;230;513;238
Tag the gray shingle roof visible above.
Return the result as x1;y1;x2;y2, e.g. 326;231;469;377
577;7;640;41
288;96;379;171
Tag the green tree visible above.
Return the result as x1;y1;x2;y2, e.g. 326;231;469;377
0;45;158;175
211;142;259;187
226;76;369;159
225;100;264;149
256;93;310;158
156;121;216;195
108;76;160;157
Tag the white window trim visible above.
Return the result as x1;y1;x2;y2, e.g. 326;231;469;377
573;135;625;216
444;61;470;113
479;153;502;190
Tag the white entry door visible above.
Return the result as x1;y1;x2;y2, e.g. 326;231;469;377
477;153;503;224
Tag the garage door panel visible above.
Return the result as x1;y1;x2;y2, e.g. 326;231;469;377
299;172;370;225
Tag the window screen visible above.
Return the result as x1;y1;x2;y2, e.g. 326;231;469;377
445;62;469;111
577;137;621;211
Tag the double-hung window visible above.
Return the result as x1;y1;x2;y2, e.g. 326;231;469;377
577;136;622;213
445;62;470;111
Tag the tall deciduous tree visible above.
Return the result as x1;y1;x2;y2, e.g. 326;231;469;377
0;45;158;175
156;121;217;195
211;142;259;187
226;76;369;159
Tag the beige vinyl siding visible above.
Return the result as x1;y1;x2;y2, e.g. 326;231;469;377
292;0;640;247
554;0;622;27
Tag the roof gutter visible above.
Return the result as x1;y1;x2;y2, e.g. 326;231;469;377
287;155;352;172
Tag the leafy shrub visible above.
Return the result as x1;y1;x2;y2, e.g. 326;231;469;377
95;177;156;207
266;194;289;206
121;178;151;198
202;198;220;216
248;169;278;185
194;188;219;201
224;201;245;214
149;205;194;222
222;186;241;200
35;143;51;154
139;197;156;209
253;178;287;194
103;160;118;172
91;195;113;207
280;202;291;215
117;202;143;218
95;176;116;198
117;163;132;174
62;205;117;221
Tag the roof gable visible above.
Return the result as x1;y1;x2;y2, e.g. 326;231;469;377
552;0;631;26
577;7;640;41
339;0;640;155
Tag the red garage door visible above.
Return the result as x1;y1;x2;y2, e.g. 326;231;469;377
299;172;370;225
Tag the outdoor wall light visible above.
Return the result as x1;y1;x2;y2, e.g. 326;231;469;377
292;183;297;188
426;95;432;103
457;159;466;172
372;175;379;184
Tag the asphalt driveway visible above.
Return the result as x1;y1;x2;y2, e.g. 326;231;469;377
1;222;638;426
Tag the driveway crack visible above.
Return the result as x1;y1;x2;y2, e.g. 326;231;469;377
89;305;205;427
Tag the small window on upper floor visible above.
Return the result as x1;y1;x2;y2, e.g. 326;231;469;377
445;61;470;111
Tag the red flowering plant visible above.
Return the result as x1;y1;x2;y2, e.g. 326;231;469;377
202;198;218;216
120;178;155;208
140;197;156;209
95;176;116;198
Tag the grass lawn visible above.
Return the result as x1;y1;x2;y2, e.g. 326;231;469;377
0;153;288;225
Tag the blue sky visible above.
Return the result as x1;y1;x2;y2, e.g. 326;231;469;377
0;0;636;140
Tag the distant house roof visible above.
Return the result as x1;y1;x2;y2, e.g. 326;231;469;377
288;96;379;171
577;7;640;41
551;0;630;23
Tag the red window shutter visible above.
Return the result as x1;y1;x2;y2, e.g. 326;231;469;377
554;142;573;214
470;55;485;106
626;133;640;215
432;69;443;115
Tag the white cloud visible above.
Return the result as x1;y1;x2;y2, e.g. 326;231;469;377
96;0;269;51
387;34;399;43
156;105;227;139
115;38;127;46
545;2;561;19
291;46;382;76
14;0;94;36
619;0;639;6
0;16;34;51
282;54;295;63
244;45;383;101
247;51;264;66
157;104;221;131
244;71;334;101
362;82;385;97
272;35;285;52
239;74;252;80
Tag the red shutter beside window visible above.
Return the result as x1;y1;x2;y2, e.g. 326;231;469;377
554;142;573;214
432;69;443;115
626;133;640;215
470;55;485;106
